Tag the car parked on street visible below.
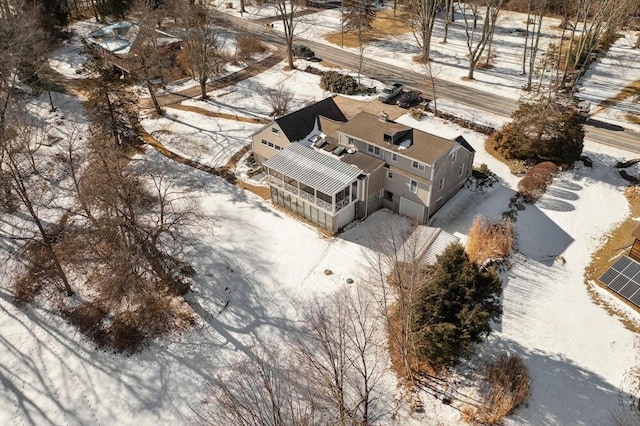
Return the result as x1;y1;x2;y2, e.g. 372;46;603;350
378;82;404;103
293;45;315;59
396;90;421;108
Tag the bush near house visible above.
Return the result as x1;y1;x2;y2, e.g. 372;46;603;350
403;244;503;369
463;353;531;425
236;34;267;61
466;215;515;266
517;161;559;202
488;96;584;165
320;71;369;95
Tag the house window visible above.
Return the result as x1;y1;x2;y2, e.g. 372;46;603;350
367;144;381;156
268;141;275;148
384;190;393;201
391;153;397;162
438;177;445;191
451;150;457;163
261;139;268;146
412;160;425;172
383;133;392;143
275;145;282;151
387;171;394;179
347;137;354;145
410;180;418;193
271;127;279;135
458;163;465;177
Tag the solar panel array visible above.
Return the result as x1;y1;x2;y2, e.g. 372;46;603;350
599;256;640;308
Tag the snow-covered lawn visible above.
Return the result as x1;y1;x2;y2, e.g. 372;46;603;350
182;60;329;118
576;32;640;133
140;107;263;167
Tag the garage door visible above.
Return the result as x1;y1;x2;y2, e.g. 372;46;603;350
399;197;425;223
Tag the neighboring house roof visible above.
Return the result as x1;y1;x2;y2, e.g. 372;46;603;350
264;143;362;196
341;151;385;173
338;112;456;165
275;97;347;142
86;21;181;57
397;226;459;265
87;21;139;55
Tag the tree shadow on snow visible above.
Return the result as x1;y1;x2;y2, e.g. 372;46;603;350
474;335;628;426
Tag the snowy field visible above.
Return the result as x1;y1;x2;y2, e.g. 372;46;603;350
576;32;640;133
7;5;640;426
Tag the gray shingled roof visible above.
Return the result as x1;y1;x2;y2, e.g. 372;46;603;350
264;143;362;195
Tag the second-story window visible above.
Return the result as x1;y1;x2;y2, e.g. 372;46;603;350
347;137;354;145
439;177;445;191
387;171;394;179
412;160;425;172
458;163;465;177
367;144;381;156
271;127;279;135
391;153;397;162
451;150;457;163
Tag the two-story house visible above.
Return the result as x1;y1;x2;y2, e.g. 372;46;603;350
253;98;475;233
251;96;348;164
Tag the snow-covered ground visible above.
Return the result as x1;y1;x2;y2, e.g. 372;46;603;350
576;32;640;133
218;2;640;131
5;6;639;426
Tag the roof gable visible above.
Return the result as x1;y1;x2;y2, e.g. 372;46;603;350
275;97;347;142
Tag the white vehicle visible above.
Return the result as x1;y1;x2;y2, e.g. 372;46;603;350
378;83;404;103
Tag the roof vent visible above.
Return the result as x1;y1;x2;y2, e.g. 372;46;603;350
347;148;356;154
379;111;389;122
332;146;347;157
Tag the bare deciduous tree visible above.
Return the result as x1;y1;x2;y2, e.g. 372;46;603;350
0;5;48;138
129;0;171;115
197;344;316;426
177;2;227;100
407;0;441;62
269;0;304;69
1;116;73;297
263;84;293;116
461;0;506;80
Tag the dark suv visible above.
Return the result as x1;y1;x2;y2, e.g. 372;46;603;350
397;91;421;108
293;45;315;59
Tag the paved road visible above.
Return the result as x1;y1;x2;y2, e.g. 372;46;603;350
221;13;639;154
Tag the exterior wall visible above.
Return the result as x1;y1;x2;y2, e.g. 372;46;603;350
339;133;433;179
355;166;385;220
339;133;432;220
267;168;358;233
630;239;640;263
428;146;474;215
252;123;290;164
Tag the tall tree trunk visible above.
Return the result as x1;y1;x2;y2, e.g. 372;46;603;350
5;150;73;296
147;79;162;115
527;6;544;91
522;0;531;75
